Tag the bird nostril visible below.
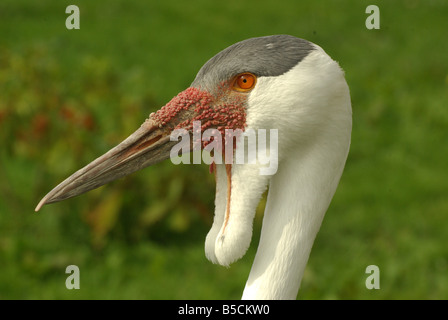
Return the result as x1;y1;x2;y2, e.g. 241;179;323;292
119;134;163;160
140;135;162;150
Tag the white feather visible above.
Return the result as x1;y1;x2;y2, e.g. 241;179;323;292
205;45;351;299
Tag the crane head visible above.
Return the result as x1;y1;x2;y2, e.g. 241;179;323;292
35;35;351;269
35;35;313;211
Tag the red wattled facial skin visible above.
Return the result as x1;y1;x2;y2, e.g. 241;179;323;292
149;86;247;151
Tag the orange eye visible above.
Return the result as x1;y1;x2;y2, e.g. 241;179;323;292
233;73;256;92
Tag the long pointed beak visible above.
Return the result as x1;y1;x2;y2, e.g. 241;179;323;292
35;85;246;212
35;119;179;211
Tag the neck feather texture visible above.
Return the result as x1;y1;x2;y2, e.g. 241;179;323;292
242;116;351;299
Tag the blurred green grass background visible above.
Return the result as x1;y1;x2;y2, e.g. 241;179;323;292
1;0;447;299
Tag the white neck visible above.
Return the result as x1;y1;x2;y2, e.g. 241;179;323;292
242;128;350;299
